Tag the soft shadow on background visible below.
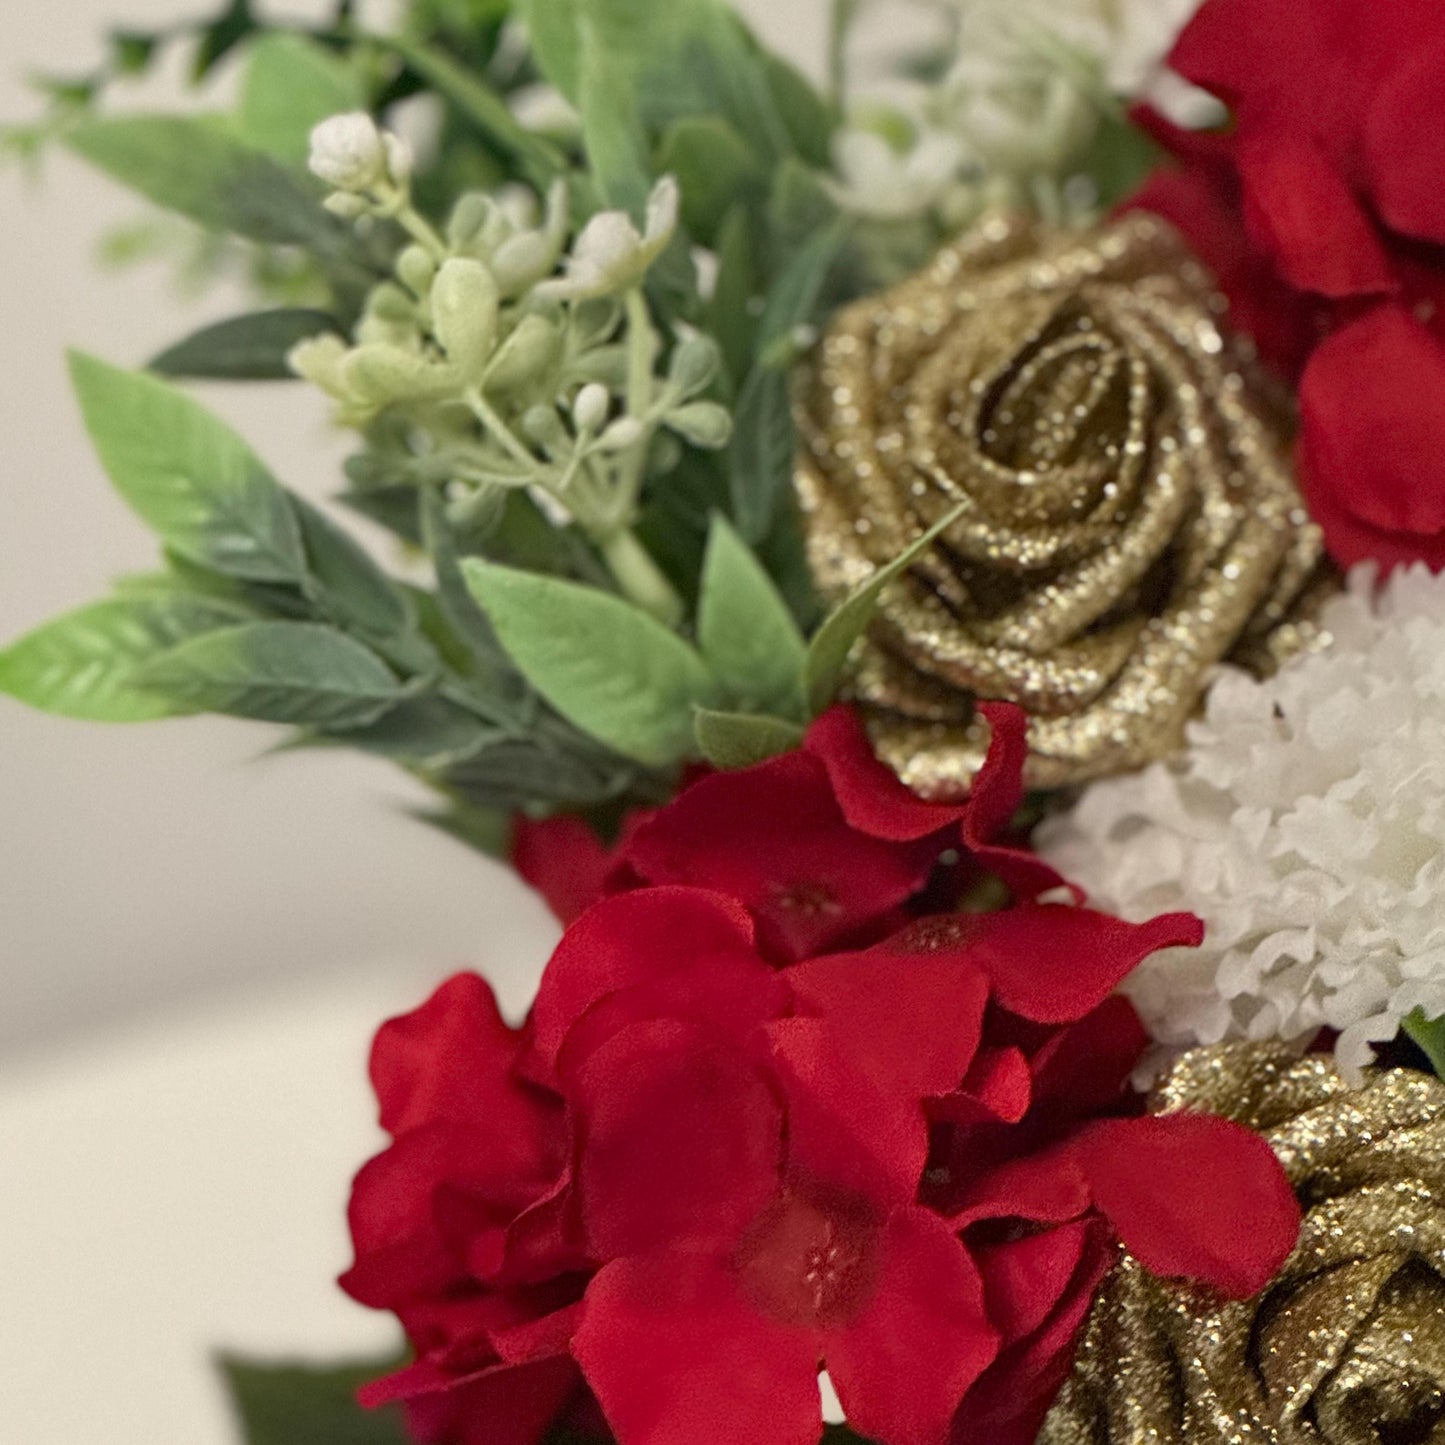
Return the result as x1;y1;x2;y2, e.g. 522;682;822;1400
0;3;835;1443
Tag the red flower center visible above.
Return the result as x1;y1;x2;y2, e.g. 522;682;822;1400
770;880;844;918
732;1186;881;1328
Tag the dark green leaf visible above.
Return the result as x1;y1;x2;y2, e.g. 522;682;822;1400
194;0;257;80
763;51;836;168
1405;1010;1445;1080
237;34;365;167
291;496;417;644
221;1355;409;1445
411;798;512;859
149;309;339;381
694;706;804;768
806;499;970;714
698;514;807;715
728;365;795;543
656;116;763;242
462;561;717;767
0;594;248;722
756;216;849;362
65;115;347;251
138;621;408;728
444;737;629;808
707;206;761;388
68;352;307;584
578;32;651;218
1081;109;1163;210
314;695;496;768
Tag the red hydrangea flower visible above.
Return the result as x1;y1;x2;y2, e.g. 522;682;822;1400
1127;0;1445;572
513;703;1068;961
344;886;1300;1445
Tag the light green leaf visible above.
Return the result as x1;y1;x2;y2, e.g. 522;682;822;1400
0;594;248;722
68;352;307;584
729;366;795;543
1405;1010;1445;1080
694;706;804;769
806;499;970;715
698;514;807;715
138;622;408;728
657;116;763;241
65;116;344;250
578;28;651;217
462;561;717;766
237;34;366;167
149;309;339;381
221;1356;409;1445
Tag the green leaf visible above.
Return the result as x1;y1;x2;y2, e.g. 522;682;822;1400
149;309;339;381
729;365;795;544
806;499;970;715
221;1355;409;1445
578;29;652;217
291;497;417;644
312;695;496;769
68;353;306;584
694;706;804;769
708;205;760;387
1405;1010;1445;1080
445;737;630;809
462;561;717;767
138;622;408;728
757;216;849;362
64;115;346;250
763;51;836;169
657;116;763;242
0;594;247;722
379;32;565;188
237;34;366;167
698;514;807;715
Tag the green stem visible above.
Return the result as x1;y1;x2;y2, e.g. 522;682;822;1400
465;390;542;474
598;529;683;627
623;288;656;418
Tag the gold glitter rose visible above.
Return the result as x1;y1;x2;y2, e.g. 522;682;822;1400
794;212;1333;794
1041;1043;1445;1445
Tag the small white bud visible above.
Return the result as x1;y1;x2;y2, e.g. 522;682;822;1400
572;382;611;434
536;175;680;301
430;258;501;375
598;416;647;452
382;131;414;188
483;315;561;394
396;245;438;299
666;401;733;450
309;112;388;193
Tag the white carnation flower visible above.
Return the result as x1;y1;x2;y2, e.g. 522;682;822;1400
537;176;679;301
1038;565;1445;1080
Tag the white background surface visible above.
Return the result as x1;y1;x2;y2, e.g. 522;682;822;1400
0;2;840;1443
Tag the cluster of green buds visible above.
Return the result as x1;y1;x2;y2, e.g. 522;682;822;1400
292;113;733;623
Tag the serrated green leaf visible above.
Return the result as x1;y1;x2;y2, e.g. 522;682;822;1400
694;706;804;768
150;309;339;381
0;594;248;722
68;353;307;584
729;366;795;544
806;499;970;715
221;1355;409;1445
138;621;408;728
237;34;366;166
65;115;344;250
698;514;807;715
657;116;763;242
462;561;717;766
1405;1010;1445;1080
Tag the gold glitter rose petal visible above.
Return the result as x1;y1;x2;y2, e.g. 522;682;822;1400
794;211;1333;795
1041;1044;1445;1445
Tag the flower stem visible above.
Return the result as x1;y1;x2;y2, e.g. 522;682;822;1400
598;528;683;627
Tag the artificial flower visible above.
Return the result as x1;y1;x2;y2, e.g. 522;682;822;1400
537;176;680;301
347;878;1298;1445
1128;0;1445;572
829;127;967;222
1039;565;1445;1079
309;111;412;194
514;703;1069;959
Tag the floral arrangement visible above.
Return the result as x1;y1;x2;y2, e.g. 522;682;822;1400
6;1;1445;1443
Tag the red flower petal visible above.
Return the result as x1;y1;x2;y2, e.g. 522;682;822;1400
886;907;1203;1025
786;949;990;1102
513;815;619;925
949;1144;1092;1231
766;1016;929;1207
572;1018;784;1258
975;1218;1096;1347
827;1208;999;1445
1236;130;1397;299
805;706;968;842
1028;995;1149;1125
623;751;937;960
575;1252;822;1445
528;888;757;1074
1299;306;1445;571
931;1047;1033;1127
1074;1113;1301;1298
371;974;552;1142
1364;37;1445;246
1166;0;1319;104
